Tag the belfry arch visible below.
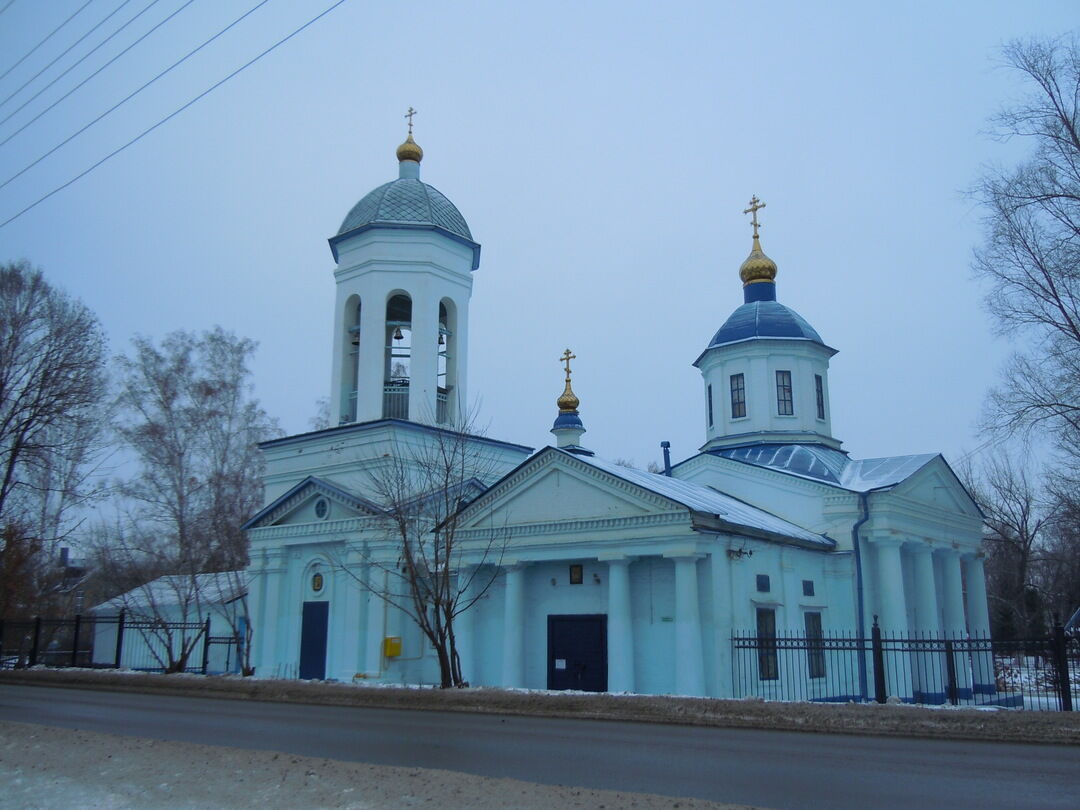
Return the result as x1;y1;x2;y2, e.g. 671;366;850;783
384;292;413;419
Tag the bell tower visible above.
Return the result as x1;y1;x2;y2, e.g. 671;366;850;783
327;114;480;427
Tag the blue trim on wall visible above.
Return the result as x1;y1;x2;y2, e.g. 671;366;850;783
328;221;481;269
912;691;948;705
973;682;998;695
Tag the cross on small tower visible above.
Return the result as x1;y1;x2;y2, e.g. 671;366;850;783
560;348;576;379
743;195;766;238
404;106;417;135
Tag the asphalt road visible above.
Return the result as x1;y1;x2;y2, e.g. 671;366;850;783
0;684;1076;810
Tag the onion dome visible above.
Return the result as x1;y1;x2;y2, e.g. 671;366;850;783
551;349;591;453
739;235;778;285
396;133;423;163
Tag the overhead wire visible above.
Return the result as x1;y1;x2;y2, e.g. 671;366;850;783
0;0;95;85
0;0;349;231
0;0;168;137
0;0;17;21
0;0;271;191
0;0;135;113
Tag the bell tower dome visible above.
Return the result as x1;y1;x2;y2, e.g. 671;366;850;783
693;198;841;452
327;113;480;427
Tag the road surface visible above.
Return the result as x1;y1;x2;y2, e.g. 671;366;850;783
0;684;1075;809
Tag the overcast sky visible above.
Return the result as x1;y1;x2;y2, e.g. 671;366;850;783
1;1;1076;471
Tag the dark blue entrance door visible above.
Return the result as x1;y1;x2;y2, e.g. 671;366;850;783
299;601;329;680
547;614;607;692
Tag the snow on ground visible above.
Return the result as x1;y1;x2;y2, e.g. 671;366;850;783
0;721;757;810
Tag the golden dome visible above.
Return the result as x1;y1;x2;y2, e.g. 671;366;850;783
739;235;778;285
396;133;423;163
557;379;580;413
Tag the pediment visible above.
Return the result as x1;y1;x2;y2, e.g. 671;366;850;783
892;459;981;518
243;476;383;529
456;451;682;530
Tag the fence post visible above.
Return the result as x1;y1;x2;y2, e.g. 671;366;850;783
871;616;886;704
201;616;212;675
114;610;126;669
944;639;958;705
1051;623;1073;712
70;615;82;668
28;616;42;666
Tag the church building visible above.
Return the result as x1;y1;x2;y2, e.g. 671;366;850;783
243;124;989;701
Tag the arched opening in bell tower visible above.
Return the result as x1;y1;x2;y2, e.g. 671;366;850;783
438;299;457;425
343;295;361;422
384;293;412;419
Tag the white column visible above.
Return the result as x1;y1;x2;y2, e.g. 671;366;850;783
454;566;476;686
672;555;705;696
355;290;385;422
873;539;908;634
938;549;972;696
605;558;634;693
258;553;283;677
501;565;525;687
364;567;387;677
338;551;363;679
910;544;944;701
963;554;995;693
408;295;438;423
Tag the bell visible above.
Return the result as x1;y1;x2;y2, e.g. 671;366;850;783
393;327;403;340
438;333;445;346
351;334;359;346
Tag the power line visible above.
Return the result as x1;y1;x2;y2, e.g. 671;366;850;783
0;0;349;231
0;0;168;137
0;1;18;21
0;0;95;85
0;0;271;191
0;0;135;113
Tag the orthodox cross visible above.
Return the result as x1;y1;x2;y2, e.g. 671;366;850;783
743;195;766;238
560;348;576;379
405;106;417;135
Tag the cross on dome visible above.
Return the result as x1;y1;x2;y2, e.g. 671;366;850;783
405;106;417;135
560;348;576;379
743;195;766;238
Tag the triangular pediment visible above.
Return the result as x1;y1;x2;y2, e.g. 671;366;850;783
456;449;684;530
242;476;383;529
892;458;982;518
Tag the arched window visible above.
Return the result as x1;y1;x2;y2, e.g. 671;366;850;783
438;298;457;425
384;294;412;419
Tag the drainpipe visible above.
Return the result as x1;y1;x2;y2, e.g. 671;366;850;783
852;491;871;701
661;441;672;476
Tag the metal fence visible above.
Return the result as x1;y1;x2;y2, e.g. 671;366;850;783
732;619;1078;710
0;612;233;675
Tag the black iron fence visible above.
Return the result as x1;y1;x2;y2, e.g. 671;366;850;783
733;619;1078;711
0;612;233;675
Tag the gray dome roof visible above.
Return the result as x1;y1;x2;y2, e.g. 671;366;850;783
337;178;472;241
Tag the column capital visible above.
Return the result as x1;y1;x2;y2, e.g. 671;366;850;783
599;554;634;565
904;542;934;556
870;536;905;550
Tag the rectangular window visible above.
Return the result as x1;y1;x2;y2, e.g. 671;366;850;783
756;608;778;681
802;579;815;597
815;374;825;420
707;384;714;427
569;564;583;585
805;611;825;679
730;373;746;419
756;574;770;593
776;370;793;416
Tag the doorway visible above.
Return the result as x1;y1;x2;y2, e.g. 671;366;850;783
299;601;329;680
547;614;607;692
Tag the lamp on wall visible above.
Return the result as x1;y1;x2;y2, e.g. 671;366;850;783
592;573;601;584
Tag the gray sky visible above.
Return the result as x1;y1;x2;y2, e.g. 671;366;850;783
1;1;1076;471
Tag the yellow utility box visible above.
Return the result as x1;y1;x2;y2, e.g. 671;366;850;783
383;636;402;658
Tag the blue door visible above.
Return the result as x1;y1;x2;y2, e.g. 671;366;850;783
547;614;607;692
299;601;329;680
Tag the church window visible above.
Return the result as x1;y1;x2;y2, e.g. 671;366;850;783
730;374;746;418
314;497;329;520
707;384;714;427
756;608;778;680
804;611;825;679
776;371;793;415
756;574;770;592
802;579;814;597
815;375;825;420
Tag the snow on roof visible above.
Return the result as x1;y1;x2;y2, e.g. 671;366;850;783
715;443;937;492
563;450;834;548
91;571;248;613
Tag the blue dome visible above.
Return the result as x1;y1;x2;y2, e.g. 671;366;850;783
337;178;473;242
706;300;825;348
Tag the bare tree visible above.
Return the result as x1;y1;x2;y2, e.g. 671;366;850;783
0;262;108;619
972;36;1080;469
114;328;278;572
343;423;508;688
